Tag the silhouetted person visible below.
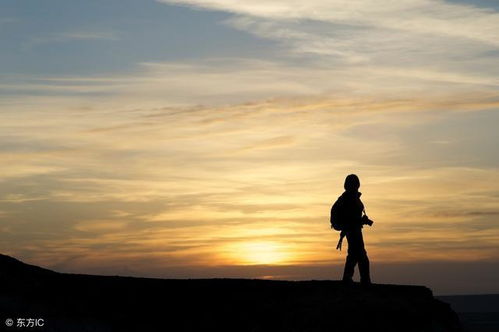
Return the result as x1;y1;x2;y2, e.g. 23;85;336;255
332;174;373;285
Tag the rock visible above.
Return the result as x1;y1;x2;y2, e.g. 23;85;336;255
0;254;462;331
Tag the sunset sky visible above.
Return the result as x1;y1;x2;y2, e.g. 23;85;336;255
1;0;498;295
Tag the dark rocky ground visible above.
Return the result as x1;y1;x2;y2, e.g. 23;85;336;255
0;254;461;332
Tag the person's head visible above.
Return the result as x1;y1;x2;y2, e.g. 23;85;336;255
344;174;360;192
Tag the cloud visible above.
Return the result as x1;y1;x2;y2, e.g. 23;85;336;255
156;0;499;98
28;30;119;46
2;89;498;275
159;0;499;45
3;57;498;112
238;135;296;152
58;31;119;41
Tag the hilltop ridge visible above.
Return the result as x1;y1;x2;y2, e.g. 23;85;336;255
0;254;461;331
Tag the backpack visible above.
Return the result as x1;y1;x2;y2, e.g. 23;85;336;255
330;196;345;231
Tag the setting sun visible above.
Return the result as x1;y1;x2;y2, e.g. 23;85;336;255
228;241;291;265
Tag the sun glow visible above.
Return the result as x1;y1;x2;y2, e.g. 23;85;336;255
228;241;290;265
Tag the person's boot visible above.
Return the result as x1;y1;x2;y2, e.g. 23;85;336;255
342;255;355;284
360;278;371;287
358;254;371;286
342;277;354;286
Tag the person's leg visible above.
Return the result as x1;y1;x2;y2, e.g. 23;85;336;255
356;231;371;284
342;230;360;282
342;254;356;282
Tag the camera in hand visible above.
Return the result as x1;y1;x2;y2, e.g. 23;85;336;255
362;215;374;226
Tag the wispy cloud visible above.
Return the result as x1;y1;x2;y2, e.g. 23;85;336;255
3;57;498;109
1;88;498;273
158;0;499;96
28;30;119;46
159;0;499;45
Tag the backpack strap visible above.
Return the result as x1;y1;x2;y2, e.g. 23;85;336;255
336;230;346;250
